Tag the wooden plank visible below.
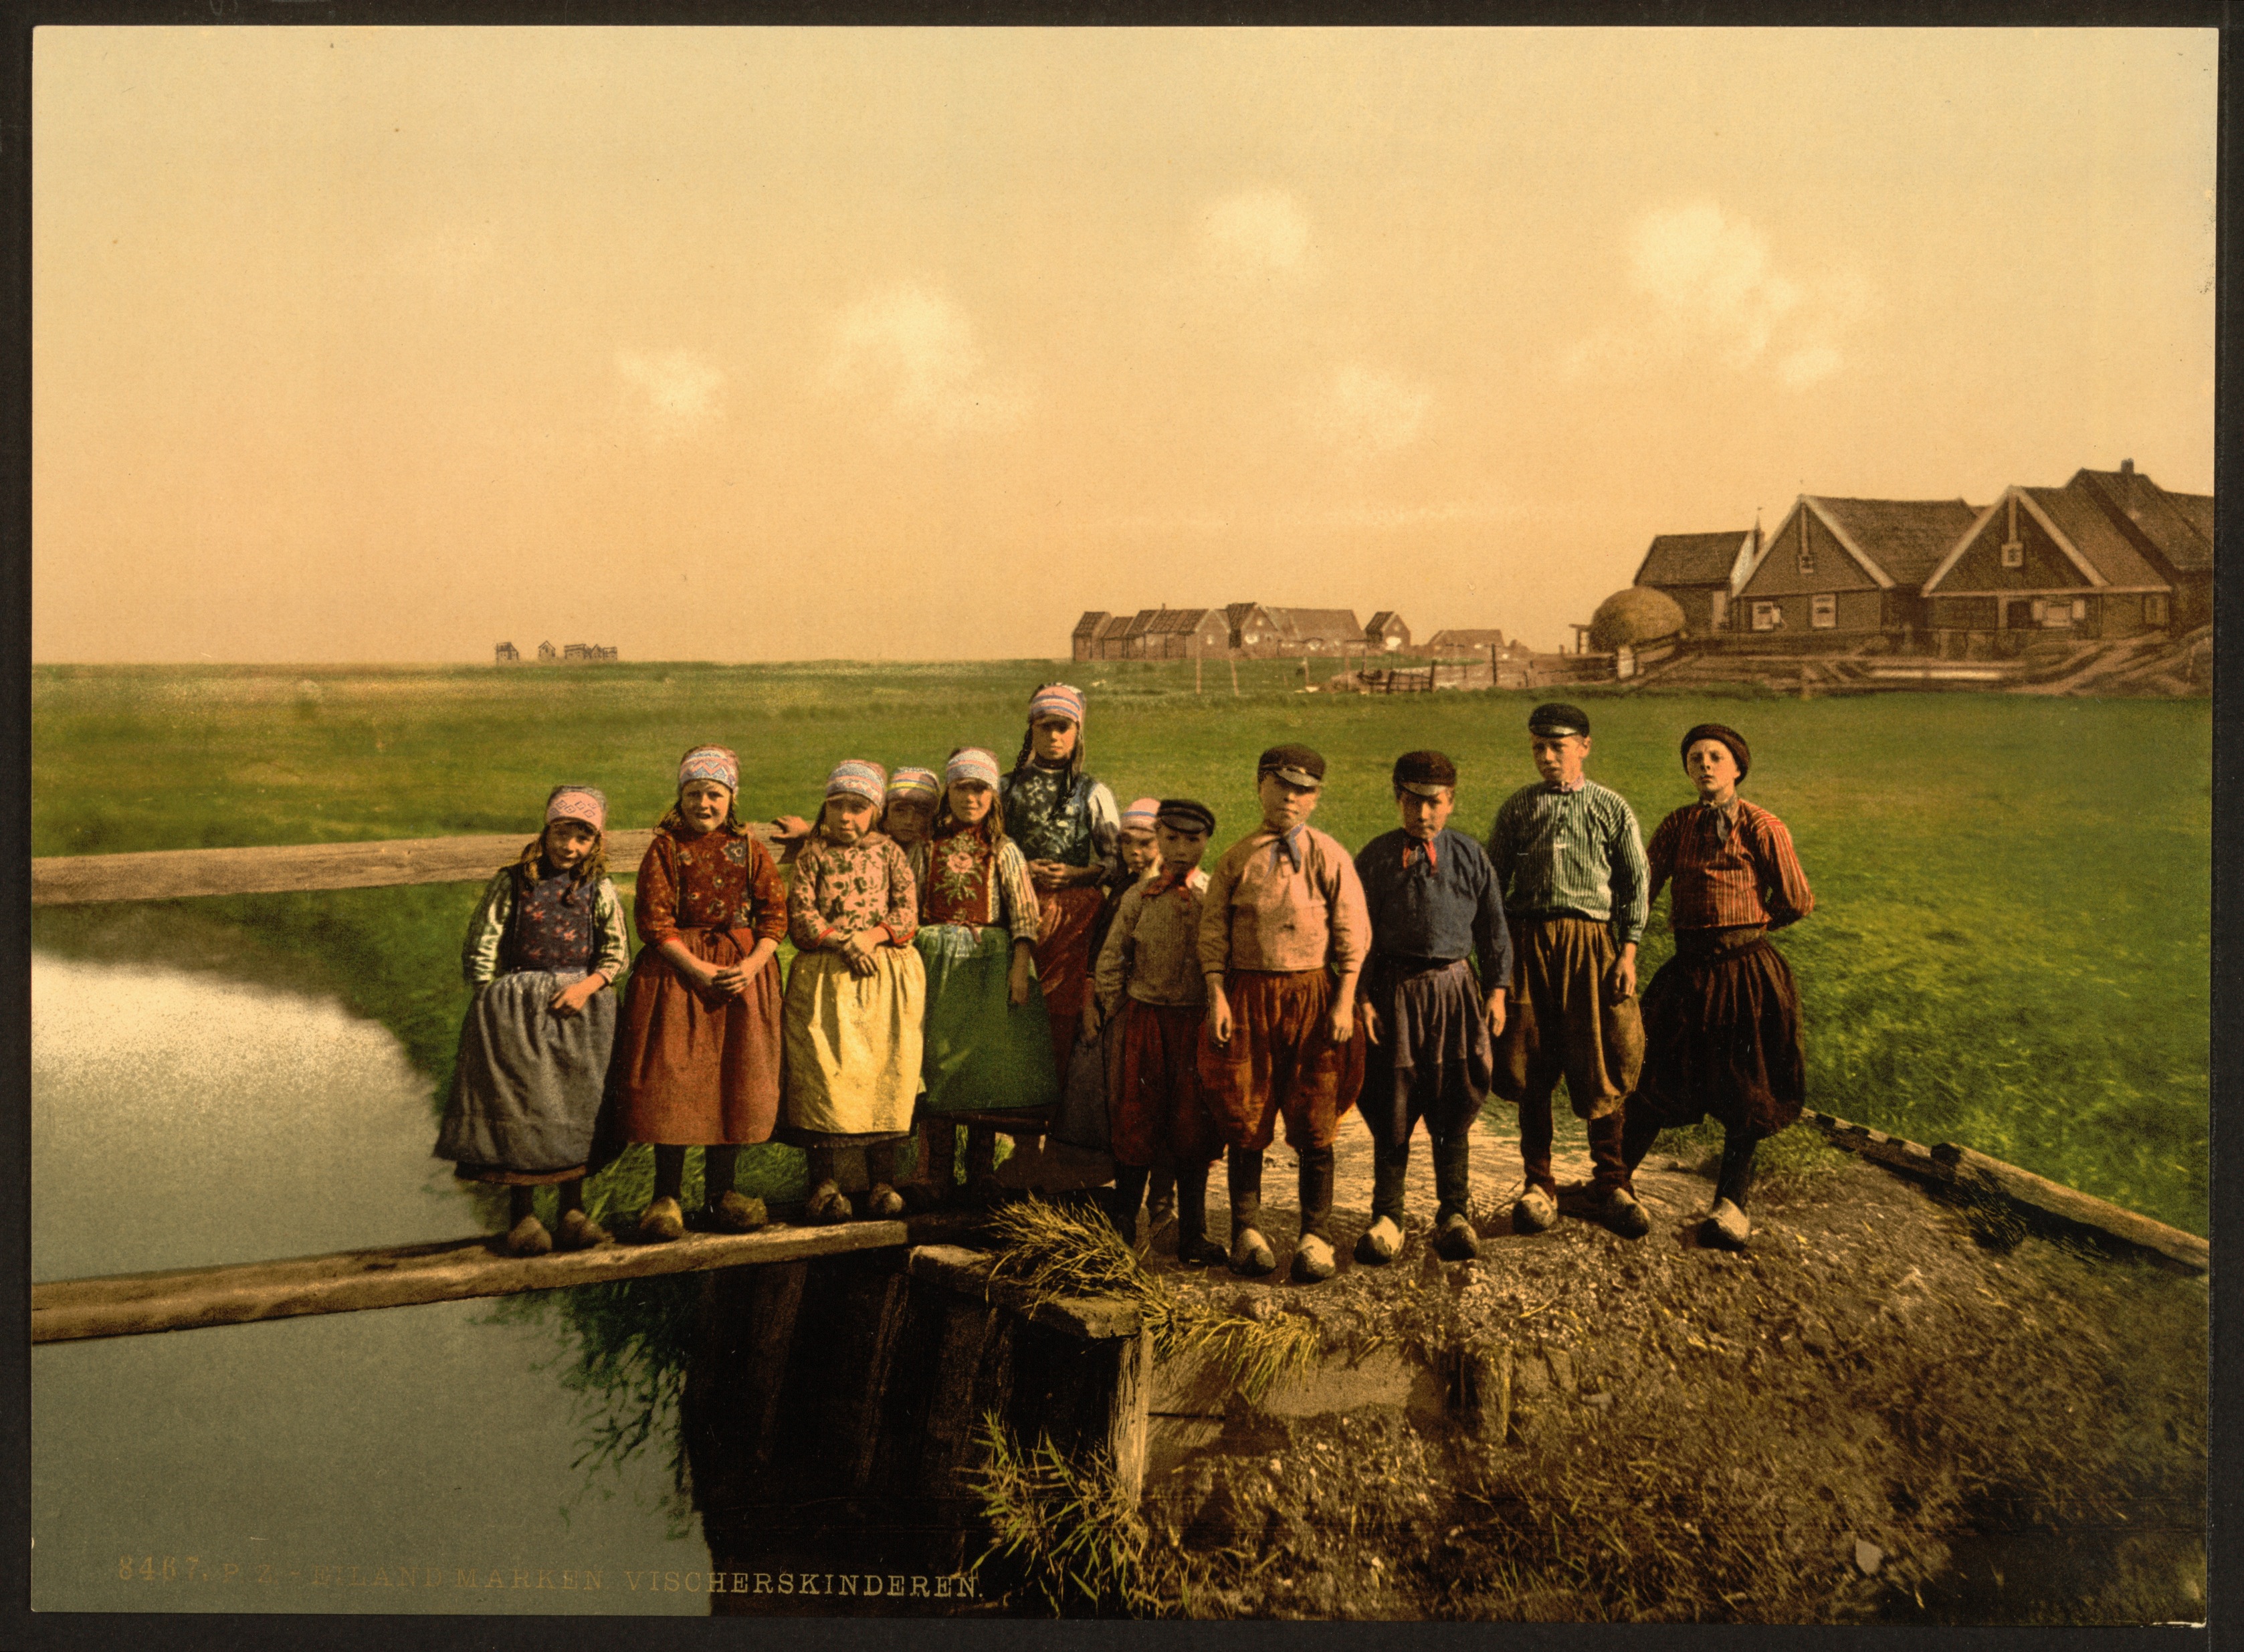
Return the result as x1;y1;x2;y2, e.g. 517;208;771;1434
906;1244;1143;1342
1932;1142;2209;1273
1102;1328;1153;1500
31;823;778;906
31;1220;907;1344
1805;1110;2206;1274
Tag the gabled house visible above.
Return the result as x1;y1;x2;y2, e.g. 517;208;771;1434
494;641;520;664
1633;530;1757;635
1921;480;2180;649
1364;611;1411;652
1227;603;1282;655
1728;496;1980;641
1134;607;1231;659
2066;460;2214;629
1091;614;1134;659
1072;611;1110;662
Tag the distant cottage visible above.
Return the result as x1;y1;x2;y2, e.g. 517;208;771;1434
1364;611;1411;652
1730;496;1981;640
1633;530;1758;635
494;641;520;664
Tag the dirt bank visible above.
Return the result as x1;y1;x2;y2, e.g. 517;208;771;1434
1119;1110;2207;1624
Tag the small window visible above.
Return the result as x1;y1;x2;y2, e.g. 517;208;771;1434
1796;545;1815;575
1811;594;1837;629
2146;593;2170;625
1752;601;1784;632
2071;598;2087;621
1710;591;1729;629
2001;540;2025;569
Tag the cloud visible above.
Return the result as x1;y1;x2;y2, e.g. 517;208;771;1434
615;348;725;434
1199;189;1312;278
1566;200;1869;389
822;284;1029;436
1300;364;1431;457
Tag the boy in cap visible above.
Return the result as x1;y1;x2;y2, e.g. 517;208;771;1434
1198;744;1370;1283
1352;751;1512;1263
1617;723;1814;1249
1094;799;1226;1263
1485;703;1650;1238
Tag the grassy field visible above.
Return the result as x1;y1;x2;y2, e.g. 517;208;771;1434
31;659;2212;1235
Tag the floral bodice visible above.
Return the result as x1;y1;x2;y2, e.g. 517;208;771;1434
787;830;919;951
635;826;788;946
910;824;1041;941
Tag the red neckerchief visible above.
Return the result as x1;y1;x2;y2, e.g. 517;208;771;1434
1145;864;1195;898
1403;832;1440;871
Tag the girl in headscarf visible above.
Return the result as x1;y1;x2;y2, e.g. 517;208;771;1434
438;785;630;1255
999;683;1122;1079
909;746;1057;1201
779;759;927;1223
605;745;789;1242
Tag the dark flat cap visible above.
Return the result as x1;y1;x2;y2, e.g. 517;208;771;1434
1679;722;1751;781
1392;750;1458;797
1154;797;1217;835
1528;702;1591;737
1257;744;1326;787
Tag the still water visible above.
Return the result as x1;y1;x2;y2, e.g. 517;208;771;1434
31;954;711;1615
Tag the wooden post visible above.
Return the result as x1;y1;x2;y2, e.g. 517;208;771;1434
1229;653;1241;696
1302;651;1311;690
1195;641;1203;695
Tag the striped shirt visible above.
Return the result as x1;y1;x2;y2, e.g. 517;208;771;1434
1485;779;1649;948
1646;799;1814;932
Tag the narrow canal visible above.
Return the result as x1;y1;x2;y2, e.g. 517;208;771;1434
31;954;713;1615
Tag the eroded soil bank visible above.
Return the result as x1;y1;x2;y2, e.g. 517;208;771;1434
1120;1112;2206;1624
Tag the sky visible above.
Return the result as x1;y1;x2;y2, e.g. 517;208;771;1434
33;27;2217;662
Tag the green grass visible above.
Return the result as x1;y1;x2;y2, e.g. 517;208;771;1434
31;660;2211;1235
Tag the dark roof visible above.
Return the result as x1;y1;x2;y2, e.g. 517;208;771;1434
2069;468;2214;575
1093;615;1132;640
1225;602;1263;627
1635;530;1748;589
2022;488;2168;588
1072;611;1110;638
1427;628;1508;647
1366;610;1406;632
1811;497;1982;587
1265;607;1362;641
1142;607;1222;635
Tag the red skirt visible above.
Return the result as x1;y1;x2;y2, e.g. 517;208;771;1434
1112;1001;1221;1168
606;930;784;1148
1035;883;1105;1077
1196;968;1366;1152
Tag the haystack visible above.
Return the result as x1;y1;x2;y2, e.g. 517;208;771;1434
1588;586;1687;650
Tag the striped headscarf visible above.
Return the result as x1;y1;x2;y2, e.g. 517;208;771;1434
887;766;942;803
945;747;1002;789
1120;797;1160;833
678;745;738;791
1027;682;1086;727
825;759;888;805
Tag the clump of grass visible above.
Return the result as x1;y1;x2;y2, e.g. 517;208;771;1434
984;1197;1321;1403
1657;1118;1854;1206
971;1414;1189;1617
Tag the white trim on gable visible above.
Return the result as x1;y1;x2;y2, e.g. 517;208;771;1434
1920;499;2003;594
2012;490;2110;587
1800;498;1893;589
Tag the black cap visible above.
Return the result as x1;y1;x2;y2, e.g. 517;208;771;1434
1680;722;1751;781
1392;750;1457;797
1528;702;1591;738
1154;798;1217;835
1256;744;1326;787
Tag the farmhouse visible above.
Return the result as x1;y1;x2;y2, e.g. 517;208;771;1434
1070;612;1110;662
1263;607;1364;656
1633;529;1757;635
1729;496;1980;643
1425;627;1508;655
1922;478;2182;652
494;641;520;664
2066;461;2214;629
1133;607;1231;658
1364;611;1411;653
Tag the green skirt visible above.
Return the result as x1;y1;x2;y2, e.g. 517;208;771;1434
916;924;1061;1114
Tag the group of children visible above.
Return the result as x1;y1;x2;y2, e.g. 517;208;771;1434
436;687;1815;1277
